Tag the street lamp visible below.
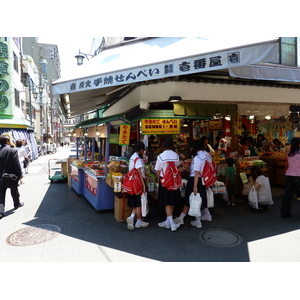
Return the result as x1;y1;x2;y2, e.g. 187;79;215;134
75;49;93;66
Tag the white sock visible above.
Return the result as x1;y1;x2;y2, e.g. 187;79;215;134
195;216;201;223
130;213;135;219
179;212;186;220
136;219;142;225
167;216;174;225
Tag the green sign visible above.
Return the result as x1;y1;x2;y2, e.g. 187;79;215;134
109;134;119;144
0;41;8;59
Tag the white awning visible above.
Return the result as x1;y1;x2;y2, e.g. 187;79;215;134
229;64;300;82
52;37;279;118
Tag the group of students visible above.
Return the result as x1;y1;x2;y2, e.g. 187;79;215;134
126;137;213;232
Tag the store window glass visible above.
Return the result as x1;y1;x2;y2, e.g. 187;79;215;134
14;88;20;107
13;52;19;73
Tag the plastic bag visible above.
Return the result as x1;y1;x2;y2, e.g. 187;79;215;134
248;186;259;209
188;193;202;217
141;193;149;217
206;188;214;208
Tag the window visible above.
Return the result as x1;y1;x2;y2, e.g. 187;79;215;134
13;52;19;73
14;88;20;107
280;37;297;66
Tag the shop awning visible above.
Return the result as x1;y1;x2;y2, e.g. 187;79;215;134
75;114;131;128
0;117;34;130
173;103;237;116
131;109;212;122
52;37;279;118
229;64;300;82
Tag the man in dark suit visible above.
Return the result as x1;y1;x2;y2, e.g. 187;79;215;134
0;135;24;219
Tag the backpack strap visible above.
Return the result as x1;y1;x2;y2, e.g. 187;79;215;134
133;156;140;168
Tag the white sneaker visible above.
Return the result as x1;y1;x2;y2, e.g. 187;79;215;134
201;208;212;221
127;217;134;230
158;221;170;229
135;220;149;228
191;220;202;228
173;217;184;225
171;223;180;232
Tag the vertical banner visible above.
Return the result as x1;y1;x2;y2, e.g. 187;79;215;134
119;123;131;146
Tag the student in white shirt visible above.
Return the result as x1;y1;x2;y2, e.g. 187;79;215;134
126;142;148;230
174;139;212;228
155;137;181;232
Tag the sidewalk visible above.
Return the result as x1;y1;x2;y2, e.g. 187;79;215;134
1;147;300;262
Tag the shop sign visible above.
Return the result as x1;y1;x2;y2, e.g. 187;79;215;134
209;119;223;129
58;44;280;96
119;123;131;146
109;134;119;144
0;124;26;128
141;119;180;134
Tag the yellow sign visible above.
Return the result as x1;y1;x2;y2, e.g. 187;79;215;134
119;123;131;146
0;124;26;128
142;119;180;134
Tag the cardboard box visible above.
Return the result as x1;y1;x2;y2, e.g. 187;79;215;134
106;176;113;187
67;174;71;187
61;159;68;176
114;194;131;222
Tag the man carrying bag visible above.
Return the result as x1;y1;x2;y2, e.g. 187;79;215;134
0;135;24;219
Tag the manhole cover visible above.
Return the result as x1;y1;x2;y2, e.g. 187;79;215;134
199;229;243;248
6;224;61;246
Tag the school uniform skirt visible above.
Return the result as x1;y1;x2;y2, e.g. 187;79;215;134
184;176;207;210
157;181;180;206
128;194;142;208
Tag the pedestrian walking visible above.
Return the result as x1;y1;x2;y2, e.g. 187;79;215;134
174;139;211;228
22;139;31;173
280;137;300;218
156;137;181;232
126;142;149;230
0;135;24;219
15;139;30;183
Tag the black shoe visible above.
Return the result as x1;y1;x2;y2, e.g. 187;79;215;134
281;214;292;218
14;202;24;210
0;212;4;219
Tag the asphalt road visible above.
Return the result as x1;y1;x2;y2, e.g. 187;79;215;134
1;146;300;263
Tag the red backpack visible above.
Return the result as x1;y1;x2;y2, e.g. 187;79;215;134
160;161;182;191
122;157;143;195
201;160;217;188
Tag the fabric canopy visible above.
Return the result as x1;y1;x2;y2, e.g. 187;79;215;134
52;37;279;118
173;103;237;116
237;103;290;117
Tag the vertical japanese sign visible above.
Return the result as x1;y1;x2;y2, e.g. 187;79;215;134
0;40;10;113
119;123;131;146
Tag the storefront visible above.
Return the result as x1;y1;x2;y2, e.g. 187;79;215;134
52;37;300;217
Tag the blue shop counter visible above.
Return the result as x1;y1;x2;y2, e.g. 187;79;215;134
83;169;114;211
70;164;84;195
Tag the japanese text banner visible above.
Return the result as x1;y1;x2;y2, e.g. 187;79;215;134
142;119;180;135
119;123;131;146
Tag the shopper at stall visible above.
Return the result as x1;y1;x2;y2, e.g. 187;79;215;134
280;137;300;218
225;157;236;206
174;139;211;228
200;136;215;156
249;166;273;211
255;134;266;151
214;136;221;151
126;142;149;230
272;138;283;152
155;137;181;232
244;137;257;156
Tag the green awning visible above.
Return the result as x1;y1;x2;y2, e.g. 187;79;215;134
131;109;212;122
173;103;237;116
75;114;131;128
